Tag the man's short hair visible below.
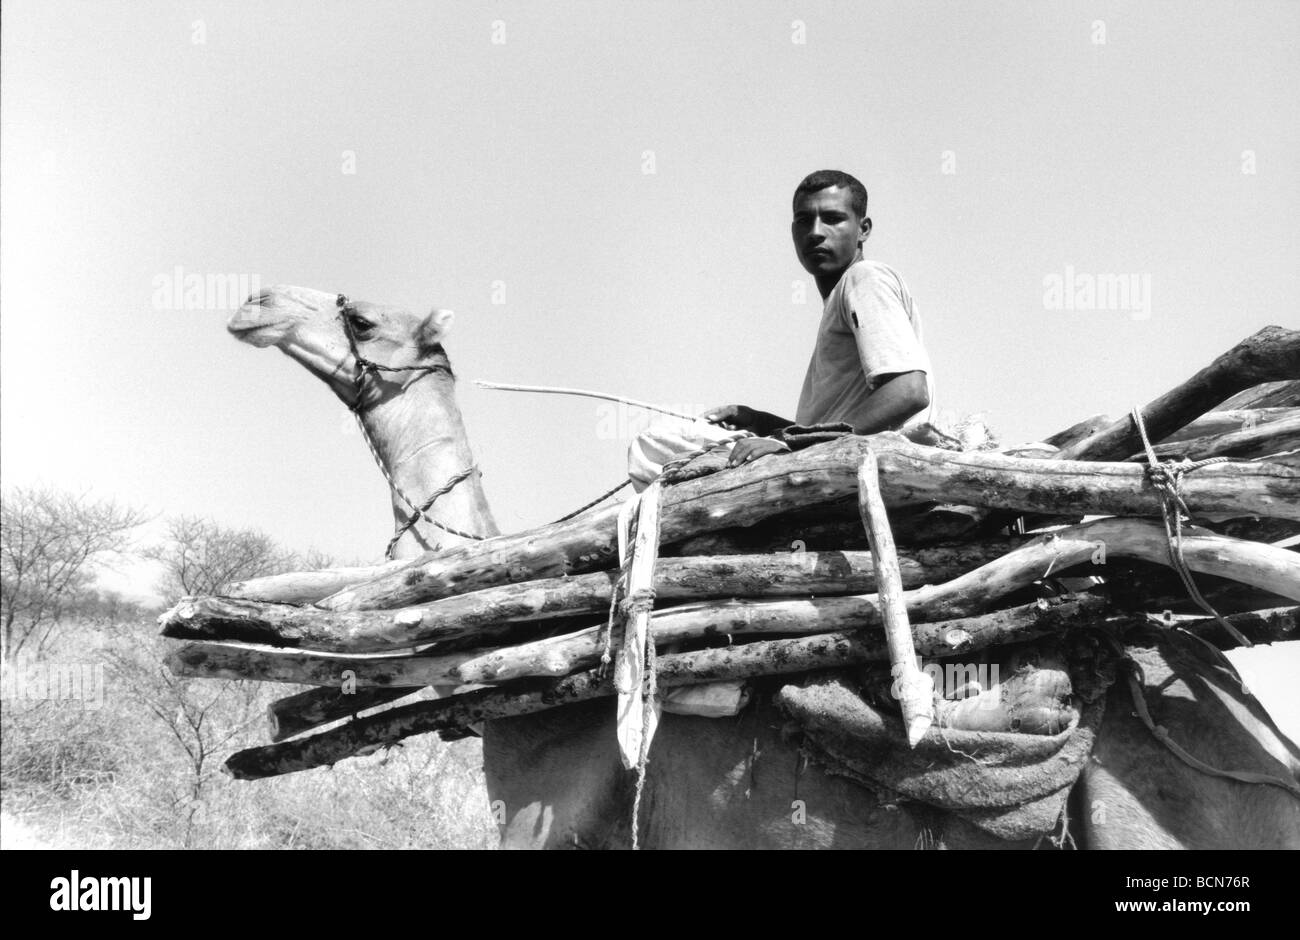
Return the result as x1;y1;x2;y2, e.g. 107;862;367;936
793;170;868;218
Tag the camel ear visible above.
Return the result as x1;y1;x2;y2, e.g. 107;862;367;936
421;308;455;345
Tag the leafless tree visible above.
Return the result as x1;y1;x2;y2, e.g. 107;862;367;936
145;516;305;603
1;487;147;661
134;516;331;843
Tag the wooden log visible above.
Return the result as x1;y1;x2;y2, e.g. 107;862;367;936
161;545;1022;652
1158;407;1296;446
669;499;988;554
227;560;408;604
317;436;1300;613
1056;325;1300;462
269;686;422;741
1203;516;1300;544
205;537;1027;743
222;595;1108;780
1128;412;1300;463
452;518;1300;684
857;447;933;746
1042;414;1111;449
994;332;1300;535
158;595;572;653
166;640;484;689
1148;606;1300;647
1212;380;1300;411
224;600;1297;780
857;446;1296;521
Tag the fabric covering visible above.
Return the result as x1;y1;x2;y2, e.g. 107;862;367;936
628;422;752;493
775;637;1118;842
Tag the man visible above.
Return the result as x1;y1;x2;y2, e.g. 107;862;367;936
628;169;932;489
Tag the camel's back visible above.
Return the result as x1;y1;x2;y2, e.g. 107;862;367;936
482;692;1033;849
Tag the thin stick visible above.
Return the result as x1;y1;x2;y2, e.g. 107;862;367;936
474;380;706;423
614;481;663;770
858;447;934;747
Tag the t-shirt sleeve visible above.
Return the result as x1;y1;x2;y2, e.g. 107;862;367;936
841;267;929;390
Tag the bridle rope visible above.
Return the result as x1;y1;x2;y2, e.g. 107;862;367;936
336;293;488;555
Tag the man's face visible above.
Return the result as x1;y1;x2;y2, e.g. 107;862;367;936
791;186;869;277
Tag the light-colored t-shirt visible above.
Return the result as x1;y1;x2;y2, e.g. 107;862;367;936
795;259;933;430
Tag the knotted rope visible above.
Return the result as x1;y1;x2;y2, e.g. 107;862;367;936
383;466;480;559
1115;409;1300;798
1130;406;1250;647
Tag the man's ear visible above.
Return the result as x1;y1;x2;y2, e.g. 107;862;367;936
420;308;455;347
859;216;873;245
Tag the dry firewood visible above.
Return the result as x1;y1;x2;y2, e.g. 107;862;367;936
1056;325;1299;462
1158;407;1296;445
1042;414;1111;450
223;601;1296;780
858;447;933;746
221;595;1107;780
226;560;409;604
1128;412;1300;463
161;545;1022;652
269;686;423;741
452;518;1300;684
317;437;1298;613
991;330;1299;535
671;500;989;554
166;640;482;689
248;538;1023;741
1212;380;1300;411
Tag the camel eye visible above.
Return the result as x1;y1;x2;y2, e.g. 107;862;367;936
348;314;376;333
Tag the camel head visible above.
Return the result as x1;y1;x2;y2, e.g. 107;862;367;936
228;285;456;409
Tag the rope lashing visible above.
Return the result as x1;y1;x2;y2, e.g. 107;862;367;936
383;466;480;560
1129;406;1250;648
335;293;489;553
620;587;658;617
550;479;630;525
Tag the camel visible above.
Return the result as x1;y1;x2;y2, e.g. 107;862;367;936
228;285;1300;849
228;285;500;558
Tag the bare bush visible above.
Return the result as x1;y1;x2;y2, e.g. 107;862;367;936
0;487;147;661
145;516;303;603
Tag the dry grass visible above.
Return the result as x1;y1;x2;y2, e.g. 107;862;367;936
1;613;498;850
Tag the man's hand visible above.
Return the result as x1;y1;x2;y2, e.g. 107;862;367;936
703;404;793;436
726;437;791;468
703;404;760;432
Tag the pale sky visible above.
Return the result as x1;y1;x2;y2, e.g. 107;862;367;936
2;3;1298;730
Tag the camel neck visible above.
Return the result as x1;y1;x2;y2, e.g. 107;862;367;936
358;370;500;556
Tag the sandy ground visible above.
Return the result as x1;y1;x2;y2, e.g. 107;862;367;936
0;812;48;850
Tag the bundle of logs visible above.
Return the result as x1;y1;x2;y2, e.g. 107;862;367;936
159;326;1300;780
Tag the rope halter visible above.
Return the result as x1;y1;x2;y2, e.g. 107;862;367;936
335;293;486;553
